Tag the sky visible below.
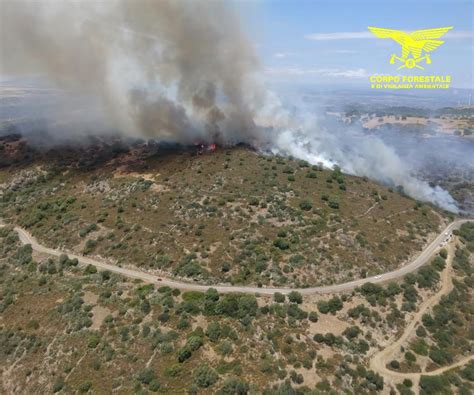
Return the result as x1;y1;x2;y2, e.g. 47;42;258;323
1;0;472;91
238;0;474;89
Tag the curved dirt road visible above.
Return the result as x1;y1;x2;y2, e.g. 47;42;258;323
369;242;474;393
1;219;472;295
370;244;456;380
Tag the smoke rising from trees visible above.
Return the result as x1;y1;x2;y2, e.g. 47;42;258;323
0;0;461;212
1;0;263;143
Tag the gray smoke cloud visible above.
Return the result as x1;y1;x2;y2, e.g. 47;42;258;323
1;0;263;143
0;0;460;212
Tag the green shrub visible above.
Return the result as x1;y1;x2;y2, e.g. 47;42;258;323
416;326;427;337
217;377;249;394
177;347;192;363
308;311;318;322
176;317;190;330
88;333;101;348
460;361;474;381
405;351;416;363
403;379;413;388
187;335;204;352
215;294;258;319
52;377;65;393
385;282;401;297
216;341;233;356
149;379;161;391
343;325;361;340
206;322;221;342
248;197;259;206
428;347;453;365
287;304;308;320
317;300;330;314
137;368;156;385
84;264;97;275
390;360;400;369
194;365;219;388
299;200;312;211
431;256;446;271
420;375;450;394
141;299;151;315
320;296;343;314
411;338;429;356
175;260;203;278
79;381;92;393
273;238;290;250
274;292;285;303
83;239;98;254
328;197;339;209
79;223;98;238
164;364;182;378
365;370;384;390
288;291;302;304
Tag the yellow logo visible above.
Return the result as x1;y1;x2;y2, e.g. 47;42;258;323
368;26;453;70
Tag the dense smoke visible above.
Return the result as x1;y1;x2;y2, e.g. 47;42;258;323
254;95;460;212
0;0;460;212
1;0;263;143
272;121;460;212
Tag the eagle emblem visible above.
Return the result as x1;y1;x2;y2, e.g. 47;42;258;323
368;26;453;69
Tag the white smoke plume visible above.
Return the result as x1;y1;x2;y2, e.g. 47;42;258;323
271;125;460;213
0;0;459;212
255;95;460;213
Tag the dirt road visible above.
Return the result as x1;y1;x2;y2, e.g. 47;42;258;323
369;242;473;393
1;219;471;295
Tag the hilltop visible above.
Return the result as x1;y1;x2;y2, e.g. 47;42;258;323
0;135;449;288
